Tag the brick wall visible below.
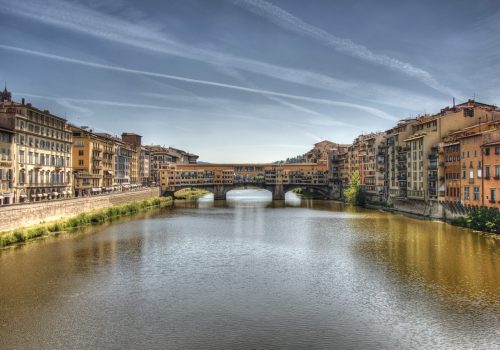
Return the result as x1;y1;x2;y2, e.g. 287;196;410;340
0;188;161;232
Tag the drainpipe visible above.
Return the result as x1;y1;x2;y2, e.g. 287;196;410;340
481;147;484;207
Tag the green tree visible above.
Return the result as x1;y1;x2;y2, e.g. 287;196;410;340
344;170;366;206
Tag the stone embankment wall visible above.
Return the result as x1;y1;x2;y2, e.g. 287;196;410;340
390;199;443;219
0;188;161;232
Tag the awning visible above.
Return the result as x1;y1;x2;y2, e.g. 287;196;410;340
52;192;59;196
0;196;3;200
37;194;43;198
20;195;27;198
92;188;102;192
43;193;48;197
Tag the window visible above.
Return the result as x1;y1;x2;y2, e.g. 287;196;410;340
486;166;490;179
464;186;470;200
473;187;480;201
491;189;496;202
485;147;490;156
78;160;84;166
496;165;500;178
496;146;500;155
78;150;84;156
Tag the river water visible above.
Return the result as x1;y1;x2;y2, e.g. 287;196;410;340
0;190;498;349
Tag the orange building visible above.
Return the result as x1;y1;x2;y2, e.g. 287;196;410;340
451;122;500;207
481;130;500;207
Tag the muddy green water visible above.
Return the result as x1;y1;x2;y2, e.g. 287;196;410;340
0;191;498;349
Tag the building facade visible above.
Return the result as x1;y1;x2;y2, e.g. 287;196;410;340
71;126;115;196
0;126;14;205
0;92;73;203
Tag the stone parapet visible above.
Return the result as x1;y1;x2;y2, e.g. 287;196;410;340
0;188;160;232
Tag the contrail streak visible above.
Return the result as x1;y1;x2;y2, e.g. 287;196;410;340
0;44;397;121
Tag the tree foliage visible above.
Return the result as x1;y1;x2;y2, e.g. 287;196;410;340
450;206;500;233
344;170;366;207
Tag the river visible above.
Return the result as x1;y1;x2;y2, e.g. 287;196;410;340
0;190;498;349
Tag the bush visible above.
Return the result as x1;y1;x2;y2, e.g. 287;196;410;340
344;170;366;207
450;216;468;228
450;206;500;233
13;231;26;243
48;223;63;233
89;212;107;224
26;227;48;239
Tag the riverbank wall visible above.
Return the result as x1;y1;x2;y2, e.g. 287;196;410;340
0;188;161;232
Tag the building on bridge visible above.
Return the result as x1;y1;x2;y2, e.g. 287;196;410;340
160;163;329;200
145;145;198;185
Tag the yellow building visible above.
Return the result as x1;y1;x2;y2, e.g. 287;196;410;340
71;126;115;196
121;133;142;185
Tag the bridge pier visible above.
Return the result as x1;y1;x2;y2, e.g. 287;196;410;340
273;183;284;200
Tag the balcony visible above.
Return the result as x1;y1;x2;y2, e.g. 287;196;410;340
75;173;101;179
92;156;103;161
24;182;70;187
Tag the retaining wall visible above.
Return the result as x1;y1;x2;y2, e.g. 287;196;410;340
0;188;161;232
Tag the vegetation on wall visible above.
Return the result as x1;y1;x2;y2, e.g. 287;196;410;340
174;188;209;200
450;206;500;233
344;170;366;207
0;197;172;248
291;187;324;199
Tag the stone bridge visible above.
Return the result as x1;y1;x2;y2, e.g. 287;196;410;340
159;163;331;200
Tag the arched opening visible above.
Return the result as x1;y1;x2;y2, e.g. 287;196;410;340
285;186;328;200
174;187;213;201
226;188;272;202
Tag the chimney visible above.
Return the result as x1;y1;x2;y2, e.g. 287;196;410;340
21;98;25;105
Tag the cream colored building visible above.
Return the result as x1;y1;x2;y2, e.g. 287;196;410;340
0;91;73;203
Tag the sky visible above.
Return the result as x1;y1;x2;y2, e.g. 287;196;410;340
0;0;499;162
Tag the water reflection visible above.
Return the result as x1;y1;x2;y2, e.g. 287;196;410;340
284;191;301;206
0;194;498;349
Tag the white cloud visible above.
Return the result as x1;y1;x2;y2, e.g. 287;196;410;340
0;0;447;112
231;0;458;97
3;45;397;121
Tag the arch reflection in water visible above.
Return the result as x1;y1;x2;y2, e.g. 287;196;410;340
284;191;301;206
197;192;215;208
226;189;272;208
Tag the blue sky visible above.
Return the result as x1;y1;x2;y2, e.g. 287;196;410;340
0;0;498;162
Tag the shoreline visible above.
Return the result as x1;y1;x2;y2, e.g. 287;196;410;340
0;197;173;249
